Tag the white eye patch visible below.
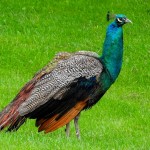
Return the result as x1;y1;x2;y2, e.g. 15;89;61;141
117;18;122;23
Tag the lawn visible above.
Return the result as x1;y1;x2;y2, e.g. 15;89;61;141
0;0;149;149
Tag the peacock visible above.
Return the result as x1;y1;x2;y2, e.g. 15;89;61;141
0;13;131;139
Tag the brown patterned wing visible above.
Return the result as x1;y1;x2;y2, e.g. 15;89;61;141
18;53;103;116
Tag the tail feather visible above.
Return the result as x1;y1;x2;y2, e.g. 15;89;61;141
7;116;26;132
0;103;19;130
0;81;36;131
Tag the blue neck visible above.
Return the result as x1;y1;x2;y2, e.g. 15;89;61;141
100;22;123;82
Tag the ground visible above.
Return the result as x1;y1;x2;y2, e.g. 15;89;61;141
0;0;149;149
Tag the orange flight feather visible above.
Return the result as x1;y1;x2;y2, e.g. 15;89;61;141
38;99;88;133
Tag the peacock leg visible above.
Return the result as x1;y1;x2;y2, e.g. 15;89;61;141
65;123;70;137
74;113;81;139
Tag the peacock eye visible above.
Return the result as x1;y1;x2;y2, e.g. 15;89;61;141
117;17;123;23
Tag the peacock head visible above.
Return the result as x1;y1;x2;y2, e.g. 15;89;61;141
115;14;132;26
107;12;132;26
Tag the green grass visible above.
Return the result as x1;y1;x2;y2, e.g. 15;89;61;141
0;0;149;149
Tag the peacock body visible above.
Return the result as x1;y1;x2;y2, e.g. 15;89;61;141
0;13;131;138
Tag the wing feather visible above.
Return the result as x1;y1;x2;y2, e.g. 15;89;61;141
18;52;103;116
38;98;88;133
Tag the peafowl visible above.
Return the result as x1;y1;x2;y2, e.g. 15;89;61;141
0;13;131;139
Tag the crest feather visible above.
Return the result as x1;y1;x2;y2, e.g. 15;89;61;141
107;11;116;21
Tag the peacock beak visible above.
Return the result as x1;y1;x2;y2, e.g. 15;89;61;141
125;18;132;24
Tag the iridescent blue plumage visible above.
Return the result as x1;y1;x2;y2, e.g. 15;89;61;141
101;20;123;82
100;14;131;82
85;14;132;110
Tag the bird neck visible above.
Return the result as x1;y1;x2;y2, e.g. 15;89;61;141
100;22;123;82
